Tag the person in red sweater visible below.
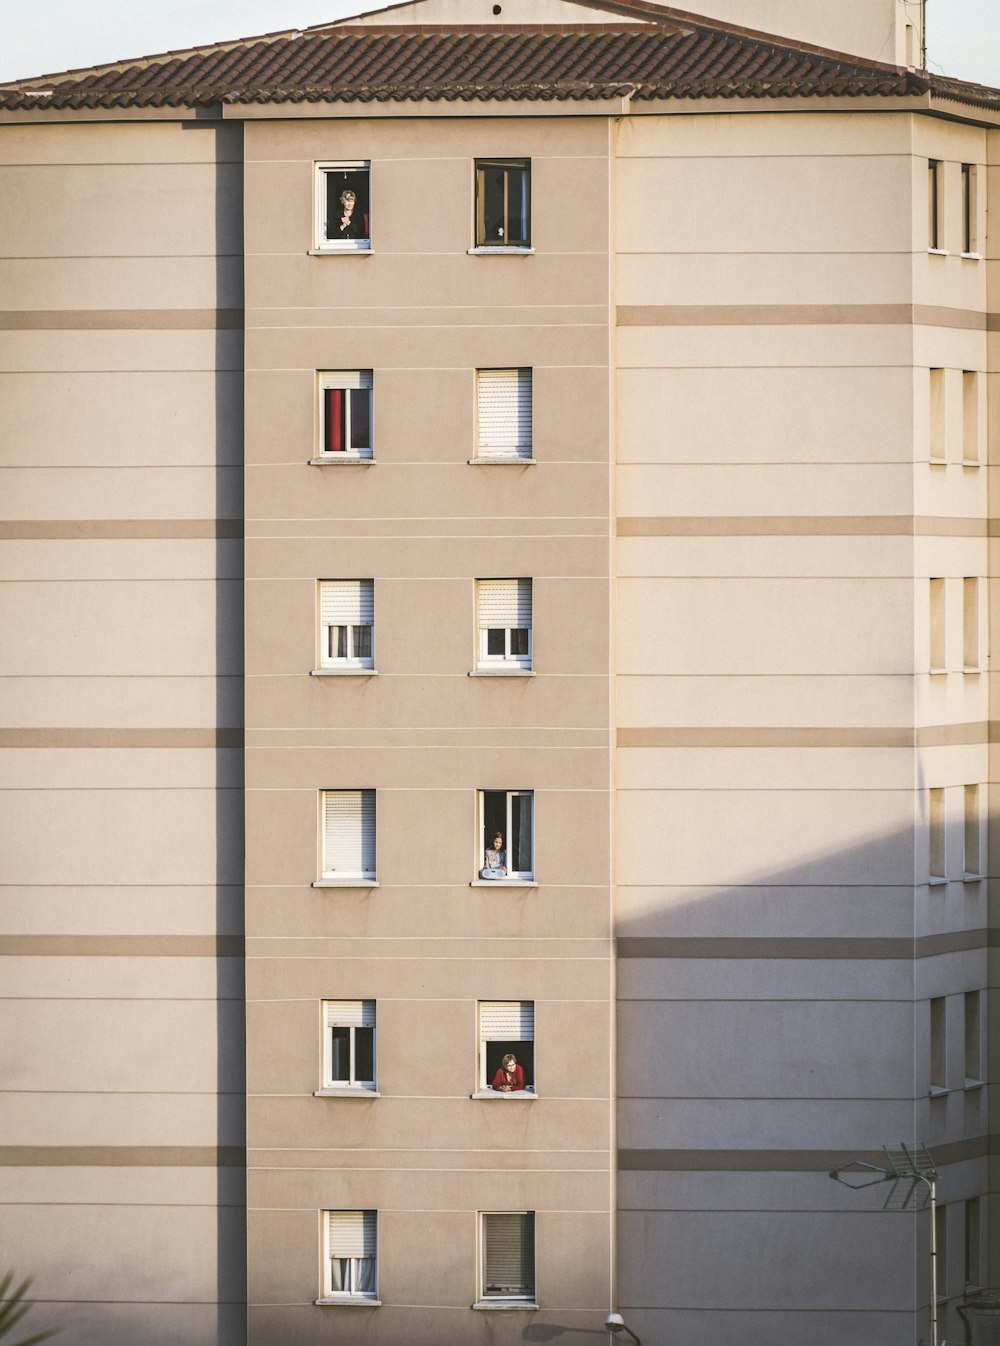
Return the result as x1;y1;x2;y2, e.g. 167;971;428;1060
492;1053;526;1092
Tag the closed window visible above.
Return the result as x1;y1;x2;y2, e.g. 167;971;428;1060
479;1212;535;1303
964;990;983;1086
475;158;530;249
315;162;371;251
964;785;982;879
930;996;947;1093
322;1210;377;1300
962;163;978;254
479;789;533;881
928;159;942;249
477;579;532;670
321;790;376;882
476;369;532;460
929;787;945;883
318;372;373;459
319;580;374;669
479;1000;534;1093
322;1000;376;1091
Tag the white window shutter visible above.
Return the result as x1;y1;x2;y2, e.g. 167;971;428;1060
328;1210;377;1258
320;580;374;626
323;1000;376;1030
483;1213;533;1292
480;1001;534;1040
320;371;373;393
322;790;376;877
477;579;531;629
477;369;532;457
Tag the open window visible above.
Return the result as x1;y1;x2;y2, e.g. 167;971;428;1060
476;579;531;671
475;158;530;249
478;789;533;881
476;369;532;460
320;789;376;884
317;372;373;461
478;1212;536;1305
318;580;374;670
315;162;371;251
479;1000;534;1094
322;1000;376;1092
321;1210;378;1301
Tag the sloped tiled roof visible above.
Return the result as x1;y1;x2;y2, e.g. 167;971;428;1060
2;5;998;113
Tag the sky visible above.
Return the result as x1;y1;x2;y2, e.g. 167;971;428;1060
0;0;998;85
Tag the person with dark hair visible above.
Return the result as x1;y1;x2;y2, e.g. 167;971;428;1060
480;832;507;880
492;1052;525;1092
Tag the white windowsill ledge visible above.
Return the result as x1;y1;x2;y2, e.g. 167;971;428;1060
471;1089;536;1100
928;667;947;676
472;1301;539;1311
928;877;948;887
961;251;984;260
962;460;982;467
314;1298;381;1307
963;666;982;674
307;247;372;256
965;1079;985;1091
928;247;950;256
467;457;535;466
311;668;378;677
468;668;535;677
314;1087;380;1098
963;872;985;882
467;247;535;256
313;879;379;888
308;456;375;466
470;880;537;888
929;1085;951;1098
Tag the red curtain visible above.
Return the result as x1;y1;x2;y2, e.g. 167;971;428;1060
325;388;345;452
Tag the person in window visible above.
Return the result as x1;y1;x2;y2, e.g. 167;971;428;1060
481;832;507;880
492;1052;525;1092
331;188;367;241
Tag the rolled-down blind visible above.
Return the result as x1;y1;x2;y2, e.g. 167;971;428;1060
477;579;531;629
480;1001;534;1041
322;790;375;876
477;369;532;456
320;370;373;393
483;1212;534;1294
323;1000;375;1030
320;579;374;626
328;1210;376;1258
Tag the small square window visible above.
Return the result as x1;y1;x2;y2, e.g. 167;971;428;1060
321;789;376;883
322;1210;378;1300
476;369;532;460
476;579;532;670
317;372;373;460
479;1212;535;1303
479;789;533;881
318;580;374;669
475;159;530;249
315;162;371;251
479;1000;534;1093
322;1000;376;1091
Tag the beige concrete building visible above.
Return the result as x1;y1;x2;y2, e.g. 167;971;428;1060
1;0;999;1342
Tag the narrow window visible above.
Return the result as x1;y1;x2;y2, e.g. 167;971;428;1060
929;369;946;460
962;371;980;463
962;164;977;253
929;579;946;671
963;578;980;671
321;790;376;882
318;580;374;670
965;1197;983;1288
323;1210;377;1299
476;369;533;460
964;785;982;878
317;372;373;460
929;788;946;882
315;162;371;251
322;1000;376;1091
479;1000;535;1093
964;990;983;1084
475;158;531;248
479;1212;536;1304
479;789;534;881
935;1203;949;1312
905;23;916;67
930;996;947;1092
476;579;532;670
928;160;942;249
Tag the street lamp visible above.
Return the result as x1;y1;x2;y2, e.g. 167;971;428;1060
605;1312;642;1344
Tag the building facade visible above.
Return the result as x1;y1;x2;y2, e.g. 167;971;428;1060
1;0;998;1342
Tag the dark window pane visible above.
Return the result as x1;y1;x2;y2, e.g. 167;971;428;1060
511;795;532;872
336;626;347;659
485;1039;533;1089
351;389;371;449
325;167;370;241
510;628;528;657
477;160;530;247
487;628;505;656
330;1027;351;1081
482;165;507;244
483;791;506;859
353;625;372;659
355;1027;375;1083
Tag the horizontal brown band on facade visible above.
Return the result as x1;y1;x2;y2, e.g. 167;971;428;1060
618;1135;989;1172
0;520;244;540
617;930;990;960
617;304;990;330
0;935;245;957
0;309;244;331
0;1146;246;1167
0;728;244;749
618;723;989;748
618;515;990;538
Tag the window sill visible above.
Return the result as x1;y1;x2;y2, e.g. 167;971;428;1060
311;668;378;677
963;666;982;674
470;880;537;889
314;1297;381;1307
308;456;375;466
929;1085;951;1098
962;460;982;468
313;879;379;889
964;1079;985;1092
929;457;947;466
307;246;372;256
963;873;985;883
314;1087;379;1098
467;457;535;466
928;247;950;256
471;1089;536;1100
472;1301;539;1311
961;251;984;260
928;667;947;676
928;877;948;887
467;247;535;256
469;668;535;677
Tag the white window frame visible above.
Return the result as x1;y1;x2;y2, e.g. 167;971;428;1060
474;158;531;251
475;369;533;460
477;789;534;882
314;160;371;253
478;1000;535;1094
321;1000;377;1092
320;1210;378;1303
477;1211;536;1305
319;789;376;885
315;371;374;462
476;579;532;671
318;580;375;671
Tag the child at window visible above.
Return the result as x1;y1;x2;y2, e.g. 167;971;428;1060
481;832;507;880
